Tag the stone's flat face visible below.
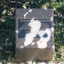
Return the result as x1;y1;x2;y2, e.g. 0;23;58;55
16;9;54;62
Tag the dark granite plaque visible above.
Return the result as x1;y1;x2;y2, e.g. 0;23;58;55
16;9;54;62
18;19;51;38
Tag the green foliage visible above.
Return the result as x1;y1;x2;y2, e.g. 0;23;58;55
0;0;64;63
0;6;3;18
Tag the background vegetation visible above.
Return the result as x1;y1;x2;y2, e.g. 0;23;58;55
0;0;64;63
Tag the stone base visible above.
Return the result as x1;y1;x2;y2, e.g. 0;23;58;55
16;48;53;62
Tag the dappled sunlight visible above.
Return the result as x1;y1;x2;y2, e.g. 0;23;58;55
24;36;33;46
51;27;54;32
36;39;47;48
16;30;18;33
31;42;35;46
52;45;55;52
28;18;41;31
24;18;41;46
23;9;32;19
36;28;51;48
2;10;6;14
20;45;24;48
38;28;51;39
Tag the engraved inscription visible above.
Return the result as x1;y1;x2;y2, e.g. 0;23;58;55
18;19;51;38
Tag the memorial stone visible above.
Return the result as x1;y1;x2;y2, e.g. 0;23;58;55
16;9;54;62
